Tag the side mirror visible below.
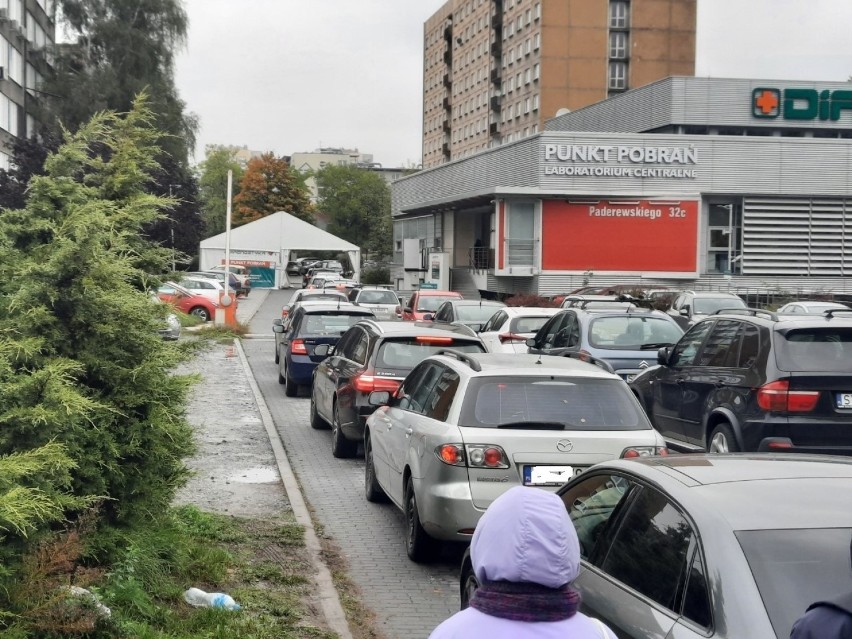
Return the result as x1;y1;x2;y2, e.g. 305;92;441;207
404;307;413;314
657;346;672;365
423;313;434;321
314;344;333;357
273;318;283;327
679;306;690;316
525;337;537;348
368;390;391;406
471;323;482;332
272;323;285;334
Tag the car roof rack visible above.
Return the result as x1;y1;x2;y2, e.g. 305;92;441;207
434;349;482;372
712;307;779;321
561;351;616;374
824;308;852;318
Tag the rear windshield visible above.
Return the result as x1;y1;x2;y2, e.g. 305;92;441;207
376;338;484;369
299;312;372;336
509;316;552;334
775;327;852;372
458;376;648;430
589;316;683;350
736;528;852;639
416;296;459;312
456;305;503;322
358;290;399;305
693;297;746;314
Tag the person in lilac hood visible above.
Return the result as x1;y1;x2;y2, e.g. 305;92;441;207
429;486;617;639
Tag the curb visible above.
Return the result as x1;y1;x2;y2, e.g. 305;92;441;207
234;339;353;639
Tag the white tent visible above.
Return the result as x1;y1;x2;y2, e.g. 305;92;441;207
199;211;361;288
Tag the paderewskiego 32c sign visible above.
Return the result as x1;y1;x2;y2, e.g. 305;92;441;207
752;87;852;121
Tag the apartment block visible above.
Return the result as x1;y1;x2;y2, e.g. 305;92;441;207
0;0;56;170
422;0;696;168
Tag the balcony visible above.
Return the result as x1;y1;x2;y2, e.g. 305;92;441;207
442;120;451;133
490;67;501;85
489;122;499;135
442;96;451;111
490;40;502;55
443;72;451;88
490;95;501;111
443;50;452;65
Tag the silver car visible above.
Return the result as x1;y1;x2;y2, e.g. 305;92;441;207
348;286;402;321
363;352;667;562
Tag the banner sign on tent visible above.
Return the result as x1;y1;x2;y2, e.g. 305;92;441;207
247;266;276;288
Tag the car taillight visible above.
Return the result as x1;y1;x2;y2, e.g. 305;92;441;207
757;380;819;412
434;444;510;468
498;333;527;344
577;349;592;362
621;446;669;459
281;308;290;319
351;373;401;393
291;339;308;355
416;336;454;344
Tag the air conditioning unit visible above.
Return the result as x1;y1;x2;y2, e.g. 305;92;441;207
0;8;8;20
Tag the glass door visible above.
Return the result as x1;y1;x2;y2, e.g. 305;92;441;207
507;202;535;266
707;202;741;274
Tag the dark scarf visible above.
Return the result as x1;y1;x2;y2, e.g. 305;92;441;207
470;580;581;622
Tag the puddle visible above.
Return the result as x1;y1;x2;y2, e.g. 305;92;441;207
228;467;279;484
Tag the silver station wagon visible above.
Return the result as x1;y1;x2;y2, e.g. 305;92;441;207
363;351;667;561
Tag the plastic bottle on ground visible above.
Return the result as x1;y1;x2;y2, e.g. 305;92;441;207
183;587;241;610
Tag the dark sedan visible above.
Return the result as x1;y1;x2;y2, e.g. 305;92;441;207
460;454;852;639
309;321;486;458
273;303;374;397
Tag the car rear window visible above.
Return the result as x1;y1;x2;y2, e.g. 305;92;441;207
509;316;552;334
736;528;852;639
459;377;648;430
589;316;683;349
456;305;503;322
376;338;484;369
416;296;460;312
693;297;746;314
299;312;372;335
775;326;852;372
358;290;399;305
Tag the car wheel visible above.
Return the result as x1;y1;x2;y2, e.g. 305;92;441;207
284;366;298;397
190;306;210;322
709;422;739;453
364;435;387;502
405;477;438;562
459;560;479;609
331;401;357;458
309;390;329;430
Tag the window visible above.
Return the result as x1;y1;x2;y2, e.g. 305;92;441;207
608;61;627;90
609;31;628;59
552;313;580;348
696;320;741;367
532;94;539;111
423;369;460;422
534;33;540;50
735;324;760;368
525;37;531;54
682;548;712;628
407;363;445;414
533;62;540;79
561;474;636;560
600;487;694;610
669;321;713;367
609;0;629;29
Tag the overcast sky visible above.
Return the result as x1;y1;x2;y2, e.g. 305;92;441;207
173;0;852;169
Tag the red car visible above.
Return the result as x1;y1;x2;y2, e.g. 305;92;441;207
402;290;463;321
157;282;220;322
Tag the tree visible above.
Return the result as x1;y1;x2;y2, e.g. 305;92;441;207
0;96;195;537
0;133;61;211
232;152;314;226
197;146;244;237
315;164;392;258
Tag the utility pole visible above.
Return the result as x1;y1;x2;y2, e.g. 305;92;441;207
168;184;181;272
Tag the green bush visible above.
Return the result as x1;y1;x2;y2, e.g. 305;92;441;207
361;267;391;285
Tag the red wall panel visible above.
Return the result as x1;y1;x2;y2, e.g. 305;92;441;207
542;199;698;272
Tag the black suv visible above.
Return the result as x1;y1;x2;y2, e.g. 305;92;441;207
630;308;852;454
667;290;746;329
309;321;486;458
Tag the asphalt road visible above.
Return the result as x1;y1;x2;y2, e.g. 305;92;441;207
242;289;461;639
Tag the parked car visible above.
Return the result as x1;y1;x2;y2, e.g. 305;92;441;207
561;294;625;309
157;282;219;322
274;297;350;363
457;454;852;639
310;321;487;458
273;303;375;397
348;286;403;321
207;264;252;296
630;307;852;454
427;299;507;331
777;300;850;314
178;275;224;302
306;274;345;289
666;290;747;329
303;260;345;286
280;288;348;320
526;306;684;381
477;307;563;353
363;351;667;561
151;293;181;340
402;290;464;321
287;257;320;275
188;270;243;295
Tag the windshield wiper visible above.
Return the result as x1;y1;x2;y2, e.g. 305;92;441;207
494;421;569;430
640;342;673;350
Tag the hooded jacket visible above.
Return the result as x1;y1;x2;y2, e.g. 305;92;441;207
790;591;852;639
429;486;617;639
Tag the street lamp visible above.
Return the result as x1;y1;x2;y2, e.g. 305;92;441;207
168;184;181;272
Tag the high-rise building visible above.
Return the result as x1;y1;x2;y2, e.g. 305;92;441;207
422;0;696;168
0;0;56;170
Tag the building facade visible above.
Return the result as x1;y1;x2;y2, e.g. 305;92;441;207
394;77;852;298
422;0;695;168
0;0;55;170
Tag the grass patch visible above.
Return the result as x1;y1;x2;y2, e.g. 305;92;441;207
2;506;338;638
195;321;251;341
177;311;205;328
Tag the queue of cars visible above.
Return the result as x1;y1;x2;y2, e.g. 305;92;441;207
271;283;852;636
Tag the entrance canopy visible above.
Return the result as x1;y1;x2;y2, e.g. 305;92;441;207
199;211;361;288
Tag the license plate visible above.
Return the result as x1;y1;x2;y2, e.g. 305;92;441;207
836;393;852;409
523;465;581;486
